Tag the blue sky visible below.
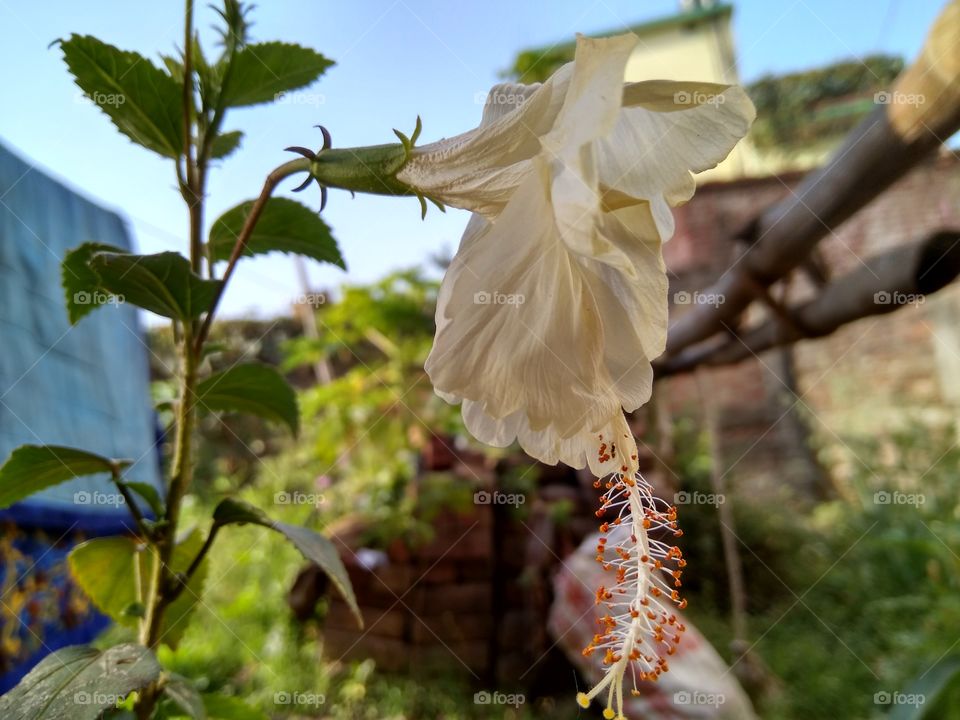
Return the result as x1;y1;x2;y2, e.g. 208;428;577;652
0;0;946;320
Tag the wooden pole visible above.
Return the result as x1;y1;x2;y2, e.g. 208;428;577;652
664;0;960;359
657;230;960;376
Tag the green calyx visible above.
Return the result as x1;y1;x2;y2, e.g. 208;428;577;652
309;143;414;197
290;117;445;219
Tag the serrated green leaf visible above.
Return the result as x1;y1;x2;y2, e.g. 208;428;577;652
62;242;128;324
202;694;268;720
209;130;243;159
212;498;360;627
208;198;344;268
121;480;165;517
0;445;129;509
217;42;333;108
61;34;183;158
162;528;210;648
68;536;148;631
163;674;206;720
0;644;160;720
68;531;207;648
90;251;222;321
160;54;184;82
196;363;299;435
192;34;217;112
211;497;270;526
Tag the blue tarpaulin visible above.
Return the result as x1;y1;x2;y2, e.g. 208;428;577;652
0;139;163;691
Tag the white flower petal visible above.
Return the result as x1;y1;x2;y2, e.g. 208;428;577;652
596;81;756;236
428;155;667;464
463;400;637;476
417;34;754;479
541;33;638;154
542;34;637;250
426;160;621;441
397;66;573;217
479;82;542;126
592;202;669;365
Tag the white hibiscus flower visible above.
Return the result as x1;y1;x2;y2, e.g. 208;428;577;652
407;33;754;478
397;33;755;720
304;31;754;720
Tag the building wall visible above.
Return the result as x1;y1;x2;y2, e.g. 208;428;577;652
622;7;760;183
661;152;960;498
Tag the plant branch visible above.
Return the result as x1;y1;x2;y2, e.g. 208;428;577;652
111;471;152;541
193;157;312;352
181;0;203;277
164;522;220;606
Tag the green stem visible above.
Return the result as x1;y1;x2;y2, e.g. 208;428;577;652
193;157;311;352
146;326;198;643
112;471;152;541
181;0;203;276
138;6;199;718
164;522;219;607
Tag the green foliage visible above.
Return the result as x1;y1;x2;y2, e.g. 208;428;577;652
62;241;128;323
91;251;222;322
29;2;357;717
891;656;960;720
68;530;209;649
208;198;344;267
747;54;903;150
196;363;300;436
148;318;305;496
160;675;207;719
217;42;334;108
60;34;184;157
286;269;470;547
209;130;244;160
682;422;960;720
199;694;267;719
507;47;574;84
153;504;548;719
0;644;160;720
0;444;129;508
212;498;361;627
68;536;151;630
122;480;166;517
161;529;213;649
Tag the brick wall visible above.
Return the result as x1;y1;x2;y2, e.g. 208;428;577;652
319;450;598;689
661;152;960;497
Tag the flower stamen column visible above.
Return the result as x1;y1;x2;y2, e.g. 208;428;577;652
577;432;687;720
